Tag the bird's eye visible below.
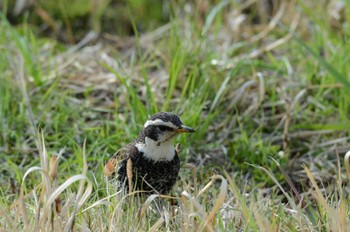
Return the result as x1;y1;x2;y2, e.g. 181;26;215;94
157;125;172;131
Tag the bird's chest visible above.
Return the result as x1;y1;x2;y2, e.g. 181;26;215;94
130;154;180;193
132;154;180;179
117;147;181;193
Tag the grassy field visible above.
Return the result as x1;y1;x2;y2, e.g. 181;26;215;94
1;1;350;231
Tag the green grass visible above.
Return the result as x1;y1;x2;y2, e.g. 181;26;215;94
1;1;350;231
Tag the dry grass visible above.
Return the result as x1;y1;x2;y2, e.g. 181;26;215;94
1;134;92;231
1;136;349;231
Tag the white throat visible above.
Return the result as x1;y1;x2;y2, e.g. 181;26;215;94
136;137;175;162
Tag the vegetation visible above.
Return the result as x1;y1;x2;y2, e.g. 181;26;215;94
1;0;350;231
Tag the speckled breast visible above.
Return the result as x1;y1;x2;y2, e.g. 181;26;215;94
118;152;180;194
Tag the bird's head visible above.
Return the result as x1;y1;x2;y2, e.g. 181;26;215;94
136;112;194;161
138;112;195;144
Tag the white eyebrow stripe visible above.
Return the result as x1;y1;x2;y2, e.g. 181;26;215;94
144;119;177;128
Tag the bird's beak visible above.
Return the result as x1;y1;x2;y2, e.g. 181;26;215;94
175;125;195;133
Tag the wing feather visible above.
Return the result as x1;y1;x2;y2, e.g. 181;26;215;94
104;143;136;177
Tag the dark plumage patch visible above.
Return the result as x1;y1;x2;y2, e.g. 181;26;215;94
117;146;180;194
157;125;174;132
138;125;159;142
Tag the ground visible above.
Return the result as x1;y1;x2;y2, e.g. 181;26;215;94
0;1;350;231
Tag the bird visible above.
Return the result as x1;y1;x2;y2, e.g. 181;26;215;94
104;112;195;195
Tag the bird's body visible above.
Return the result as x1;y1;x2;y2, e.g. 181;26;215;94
104;112;194;194
115;144;180;194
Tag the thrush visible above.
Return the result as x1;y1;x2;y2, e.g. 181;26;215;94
104;112;195;194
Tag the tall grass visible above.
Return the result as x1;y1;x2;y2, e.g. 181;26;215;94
1;135;349;231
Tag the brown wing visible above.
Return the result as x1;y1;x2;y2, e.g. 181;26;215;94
104;150;120;177
104;145;132;177
103;143;133;177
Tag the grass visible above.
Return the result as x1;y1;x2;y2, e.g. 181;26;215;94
1;0;350;231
